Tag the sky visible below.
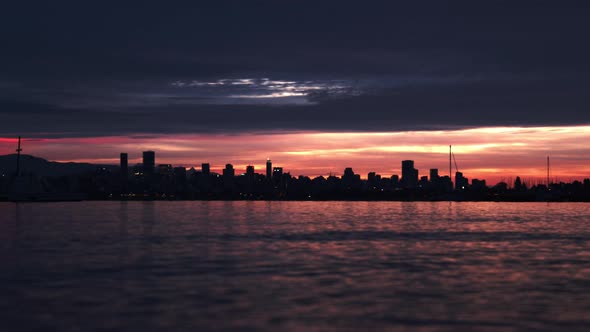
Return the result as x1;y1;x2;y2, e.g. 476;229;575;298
1;1;589;184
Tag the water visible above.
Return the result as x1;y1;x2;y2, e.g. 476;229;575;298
1;201;590;331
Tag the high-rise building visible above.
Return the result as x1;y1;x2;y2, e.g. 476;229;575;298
223;164;235;178
401;160;418;188
343;167;354;177
429;168;439;182
455;172;468;190
266;158;272;180
202;163;210;175
120;153;128;192
143;151;155;174
246;165;255;176
120;153;128;177
273;167;283;180
342;167;360;189
471;178;486;191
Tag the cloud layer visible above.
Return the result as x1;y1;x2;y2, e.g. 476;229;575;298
1;1;590;137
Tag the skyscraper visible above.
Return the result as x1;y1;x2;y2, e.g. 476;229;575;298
429;168;439;182
273;167;283;180
202;163;210;175
120;153;128;177
120;152;128;192
223;164;235;178
266;158;272;180
246;165;255;176
143;151;155;175
455;172;468;190
401;160;418;188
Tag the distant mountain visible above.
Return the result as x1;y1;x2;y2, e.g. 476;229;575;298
0;154;117;177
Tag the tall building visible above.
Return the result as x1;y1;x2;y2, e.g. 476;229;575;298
246;165;255;176
429;168;439;182
273;167;283;180
120;153;128;192
202;163;210;175
342;167;360;189
120;153;128;177
455;172;468;190
343;167;355;177
266;158;272;180
143;151;155;174
223;164;235;178
401;160;418;188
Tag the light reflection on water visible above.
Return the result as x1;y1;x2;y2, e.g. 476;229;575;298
1;201;590;331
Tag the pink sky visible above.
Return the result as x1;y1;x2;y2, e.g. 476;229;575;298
2;126;590;185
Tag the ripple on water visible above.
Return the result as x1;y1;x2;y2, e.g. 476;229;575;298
1;201;590;331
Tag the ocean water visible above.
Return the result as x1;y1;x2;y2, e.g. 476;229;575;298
1;201;590;331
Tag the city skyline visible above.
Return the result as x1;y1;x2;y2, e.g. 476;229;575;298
5;141;589;202
2;125;589;185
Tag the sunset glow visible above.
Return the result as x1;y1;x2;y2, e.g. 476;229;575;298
2;126;589;184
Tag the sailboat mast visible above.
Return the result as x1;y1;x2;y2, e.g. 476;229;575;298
16;136;22;176
449;145;452;178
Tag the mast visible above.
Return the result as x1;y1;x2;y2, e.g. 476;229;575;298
16;136;22;176
449;145;452;178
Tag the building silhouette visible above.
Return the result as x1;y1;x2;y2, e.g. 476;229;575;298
158;164;172;176
430;168;439;182
273;167;283;181
455;171;468;190
266;158;272;180
174;167;186;179
246;165;255;176
342;167;361;190
391;174;400;186
9;144;589;202
223;164;235;178
401;160;418;188
202;163;210;175
143;151;155;175
120;153;128;177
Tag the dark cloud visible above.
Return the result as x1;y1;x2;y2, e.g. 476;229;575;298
2;74;589;138
1;1;590;137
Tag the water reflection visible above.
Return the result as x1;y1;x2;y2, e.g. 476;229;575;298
0;201;589;331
